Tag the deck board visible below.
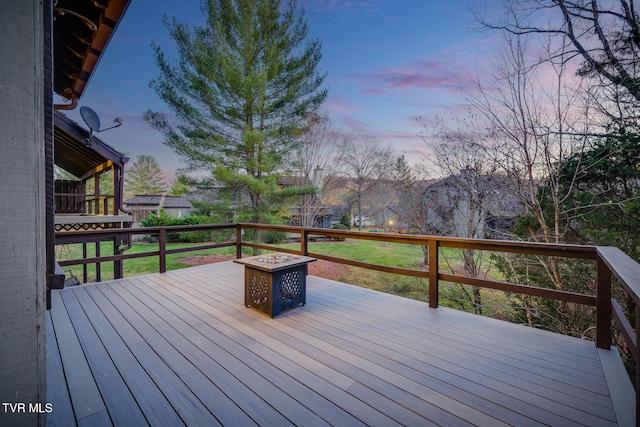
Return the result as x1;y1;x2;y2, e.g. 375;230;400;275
307;279;610;394
179;269;520;426
106;278;322;426
70;286;185;427
182;265;613;426
123;276;365;427
46;311;76;427
60;290;149;427
157;275;460;426
48;261;632;426
48;292;107;424
279;308;613;425
81;284;215;426
141;272;393;426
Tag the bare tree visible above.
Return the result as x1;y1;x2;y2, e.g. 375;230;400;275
466;31;590;240
396;163;439;264
288;114;339;227
474;0;640;107
464;30;597;333
422;115;509;315
337;138;394;231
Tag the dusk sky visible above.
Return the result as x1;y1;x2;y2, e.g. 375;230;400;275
60;0;500;181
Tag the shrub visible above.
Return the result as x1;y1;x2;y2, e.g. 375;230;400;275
169;215;218;242
141;212;228;243
262;230;287;244
340;214;351;229
332;223;348;241
140;208;173;227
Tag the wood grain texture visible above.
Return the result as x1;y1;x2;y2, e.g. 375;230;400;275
48;261;632;426
0;3;47;426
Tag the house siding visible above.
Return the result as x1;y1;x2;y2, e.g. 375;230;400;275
124;195;193;224
0;1;47;426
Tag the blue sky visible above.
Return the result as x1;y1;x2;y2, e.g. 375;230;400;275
61;0;498;181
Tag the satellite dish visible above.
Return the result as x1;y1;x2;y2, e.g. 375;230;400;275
79;106;123;147
80;106;101;132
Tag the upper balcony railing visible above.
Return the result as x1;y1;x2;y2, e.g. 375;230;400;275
54;179;120;217
55;192;114;215
55;222;640;421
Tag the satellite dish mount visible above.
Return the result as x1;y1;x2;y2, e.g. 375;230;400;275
80;106;123;146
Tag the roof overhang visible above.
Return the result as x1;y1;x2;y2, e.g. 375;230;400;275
53;0;130;101
54;112;128;178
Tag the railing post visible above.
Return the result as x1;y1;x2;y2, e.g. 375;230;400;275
428;240;439;308
596;257;612;349
113;237;123;279
236;224;242;259
95;241;101;282
159;228;166;273
301;228;308;256
82;243;88;283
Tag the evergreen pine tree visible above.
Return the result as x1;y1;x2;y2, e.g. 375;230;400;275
124;155;167;197
145;0;327;223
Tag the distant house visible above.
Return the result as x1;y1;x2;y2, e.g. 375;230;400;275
421;168;522;239
185;186;244;220
290;203;334;228
327;204;351;226
279;172;335;228
124;195;193;223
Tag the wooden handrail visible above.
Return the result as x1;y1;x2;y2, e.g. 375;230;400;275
237;222;601;307
596;246;640;422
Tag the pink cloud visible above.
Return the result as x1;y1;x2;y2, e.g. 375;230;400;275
352;59;472;94
340;115;379;136
321;96;362;116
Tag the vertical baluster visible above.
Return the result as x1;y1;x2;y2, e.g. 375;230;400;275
236;224;242;259
429;240;439;308
95;241;101;282
596;256;612;349
82;243;88;283
302;228;308;256
159;228;166;273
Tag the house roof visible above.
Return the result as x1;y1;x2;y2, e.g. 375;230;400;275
54;112;128;178
124;195;193;209
53;0;131;100
423;171;522;217
326;204;350;220
290;206;334;217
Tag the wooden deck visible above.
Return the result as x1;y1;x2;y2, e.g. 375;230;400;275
47;261;634;426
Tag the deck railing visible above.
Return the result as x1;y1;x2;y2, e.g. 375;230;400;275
55;222;640;418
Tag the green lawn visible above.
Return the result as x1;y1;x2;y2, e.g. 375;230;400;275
302;240;430;268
